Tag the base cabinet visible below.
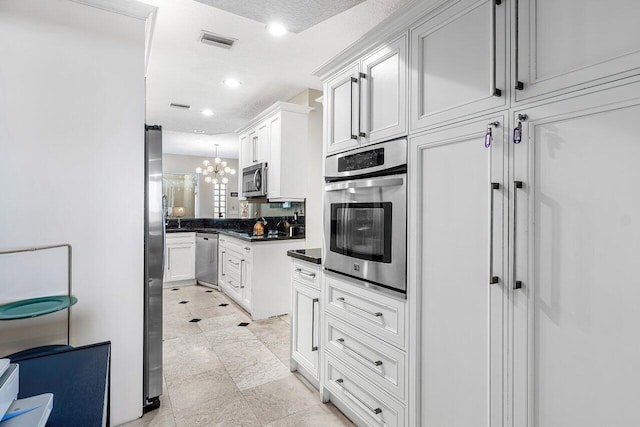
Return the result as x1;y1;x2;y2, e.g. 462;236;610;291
290;259;321;388
321;272;408;426
164;233;196;285
219;235;302;320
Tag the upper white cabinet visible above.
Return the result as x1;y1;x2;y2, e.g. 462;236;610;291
324;34;408;155
237;102;313;201
514;0;640;103
410;0;508;131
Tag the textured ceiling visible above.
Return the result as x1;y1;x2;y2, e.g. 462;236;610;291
193;0;366;33
140;0;414;156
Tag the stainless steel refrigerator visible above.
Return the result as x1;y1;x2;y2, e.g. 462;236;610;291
144;125;163;411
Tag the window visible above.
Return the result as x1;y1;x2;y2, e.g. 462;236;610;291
214;183;226;217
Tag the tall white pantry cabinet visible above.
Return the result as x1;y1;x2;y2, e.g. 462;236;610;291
317;0;640;425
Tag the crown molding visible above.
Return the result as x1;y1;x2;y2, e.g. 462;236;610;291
68;0;156;20
235;102;314;134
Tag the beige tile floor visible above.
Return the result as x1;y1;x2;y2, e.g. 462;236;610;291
121;285;353;427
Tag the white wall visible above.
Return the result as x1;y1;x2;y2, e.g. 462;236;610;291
0;0;146;424
163;153;240;218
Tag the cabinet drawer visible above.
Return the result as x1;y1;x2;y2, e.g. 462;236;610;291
291;261;321;290
225;237;253;260
325;273;406;349
224;251;243;280
166;232;195;245
325;353;405;427
325;314;406;401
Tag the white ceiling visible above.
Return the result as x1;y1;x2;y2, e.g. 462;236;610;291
162;131;238;157
141;0;414;157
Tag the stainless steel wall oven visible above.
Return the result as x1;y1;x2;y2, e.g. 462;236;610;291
324;139;407;294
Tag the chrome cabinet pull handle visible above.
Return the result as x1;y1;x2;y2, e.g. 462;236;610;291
336;338;382;366
335;379;382;415
513;181;523;289
240;259;245;288
514;0;524;90
221;251;225;276
295;268;316;278
350;76;358;140
358;72;366;137
490;182;500;284
311;298;319;351
490;0;502;97
336;297;383;318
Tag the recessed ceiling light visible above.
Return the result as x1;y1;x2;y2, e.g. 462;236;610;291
224;78;240;88
193;129;206;134
267;23;287;37
201;109;214;116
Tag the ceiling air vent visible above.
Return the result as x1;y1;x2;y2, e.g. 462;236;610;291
200;31;236;49
170;103;191;110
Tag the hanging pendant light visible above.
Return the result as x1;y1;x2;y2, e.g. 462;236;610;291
195;144;236;184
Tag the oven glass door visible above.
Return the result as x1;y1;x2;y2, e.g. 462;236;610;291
330;202;392;262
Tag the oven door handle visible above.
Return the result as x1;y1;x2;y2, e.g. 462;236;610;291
325;177;404;192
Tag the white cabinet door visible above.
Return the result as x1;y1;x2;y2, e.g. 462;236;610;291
239;132;251;168
166;244;195;281
512;82;640;427
410;0;507;131
514;0;640;103
254;120;269;164
292;281;319;379
409;114;506;427
325;63;360;155
360;34;407;145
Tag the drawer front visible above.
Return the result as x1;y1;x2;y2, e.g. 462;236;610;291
224;251;243;280
325;274;406;349
166;232;195;245
291;260;321;290
325;314;406;401
225;237;253;259
325;353;405;427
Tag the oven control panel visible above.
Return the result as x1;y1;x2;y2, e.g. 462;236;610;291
338;148;384;172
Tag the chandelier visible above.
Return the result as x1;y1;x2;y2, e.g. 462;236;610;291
195;144;236;184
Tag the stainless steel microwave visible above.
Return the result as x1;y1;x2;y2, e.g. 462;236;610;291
242;162;268;198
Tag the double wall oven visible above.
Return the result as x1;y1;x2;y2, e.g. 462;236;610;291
324;139;407;294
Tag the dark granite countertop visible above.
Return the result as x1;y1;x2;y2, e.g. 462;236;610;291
287;248;322;264
166;227;305;242
218;229;305;242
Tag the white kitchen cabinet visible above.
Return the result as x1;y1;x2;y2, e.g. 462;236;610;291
324;63;360;155
218;235;303;320
237;102;313;201
321;271;408;426
410;0;507;131
409;114;507;427
290;263;321;387
511;81;640;427
164;233;196;285
513;0;640;103
324;34;407;156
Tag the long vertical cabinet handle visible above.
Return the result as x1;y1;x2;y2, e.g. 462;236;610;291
240;259;245;288
490;182;500;284
311;298;319;351
358;72;366;137
490;0;502;97
514;0;524;90
513;181;523;289
350;76;359;140
252;136;258;163
221;251;225;276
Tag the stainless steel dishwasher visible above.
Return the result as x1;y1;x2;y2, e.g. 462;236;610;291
196;232;218;288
